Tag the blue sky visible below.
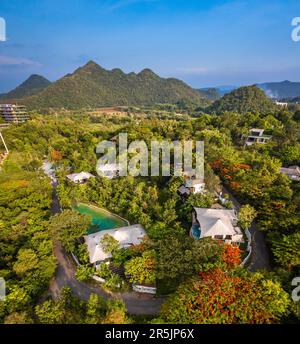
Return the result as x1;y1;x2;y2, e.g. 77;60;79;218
0;0;300;92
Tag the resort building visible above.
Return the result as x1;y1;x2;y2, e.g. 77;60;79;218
243;128;272;146
96;163;119;179
0;123;10;130
176;163;206;197
191;207;243;244
66;171;95;184
178;178;206;197
84;224;146;267
0;104;29;123
280;166;300;181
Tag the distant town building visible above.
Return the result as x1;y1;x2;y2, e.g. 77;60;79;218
275;101;288;107
280;166;300;181
243;128;272;146
0;123;11;130
67;171;95;184
191;207;243;244
0;104;29;123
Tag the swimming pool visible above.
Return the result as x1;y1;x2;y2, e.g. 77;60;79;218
74;203;129;234
191;223;201;239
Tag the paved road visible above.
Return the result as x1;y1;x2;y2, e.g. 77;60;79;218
49;182;164;315
222;186;271;271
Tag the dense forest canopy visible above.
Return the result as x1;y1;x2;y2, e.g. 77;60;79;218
208;86;280;115
1;101;300;324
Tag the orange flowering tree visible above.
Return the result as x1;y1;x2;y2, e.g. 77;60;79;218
222;244;242;268
51;150;63;162
211;160;252;190
160;268;290;324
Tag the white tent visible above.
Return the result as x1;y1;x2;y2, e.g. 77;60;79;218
194;207;243;242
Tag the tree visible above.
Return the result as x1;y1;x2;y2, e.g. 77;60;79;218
222;244;242;268
100;234;119;254
4;311;34;324
13;248;39;277
75;265;95;282
160;268;290;324
85;294;105;324
103;299;128;324
35;299;64;324
51;150;63;162
125;250;157;285
76;242;90;265
294;108;300;121
180;193;214;221
238;204;257;230
5;286;31;313
272;232;300;270
112;248;133;266
156;236;223;281
49;210;91;252
280;144;300;165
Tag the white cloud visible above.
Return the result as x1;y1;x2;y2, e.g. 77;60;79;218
0;55;41;66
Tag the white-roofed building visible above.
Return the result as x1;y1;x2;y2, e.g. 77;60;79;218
243;128;272;146
84;224;146;266
280;166;300;181
178;178;206;196
66;171;95;184
191;207;243;243
96;163;119;179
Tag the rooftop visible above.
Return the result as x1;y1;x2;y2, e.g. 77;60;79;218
194;207;241;238
67;171;95;183
84;224;146;263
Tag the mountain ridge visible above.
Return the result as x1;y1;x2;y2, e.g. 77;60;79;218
20;61;206;109
257;80;300;99
0;74;51;101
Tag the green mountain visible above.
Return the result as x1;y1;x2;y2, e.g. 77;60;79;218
197;87;221;101
22;61;205;109
208;85;279;115
258;80;300;99
0;74;51;100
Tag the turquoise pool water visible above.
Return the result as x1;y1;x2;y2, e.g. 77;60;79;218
191;223;201;239
74;203;128;234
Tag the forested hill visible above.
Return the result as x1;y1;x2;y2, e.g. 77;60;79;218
0;74;51;100
258;80;300;99
208;85;279;115
21;61;206;109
